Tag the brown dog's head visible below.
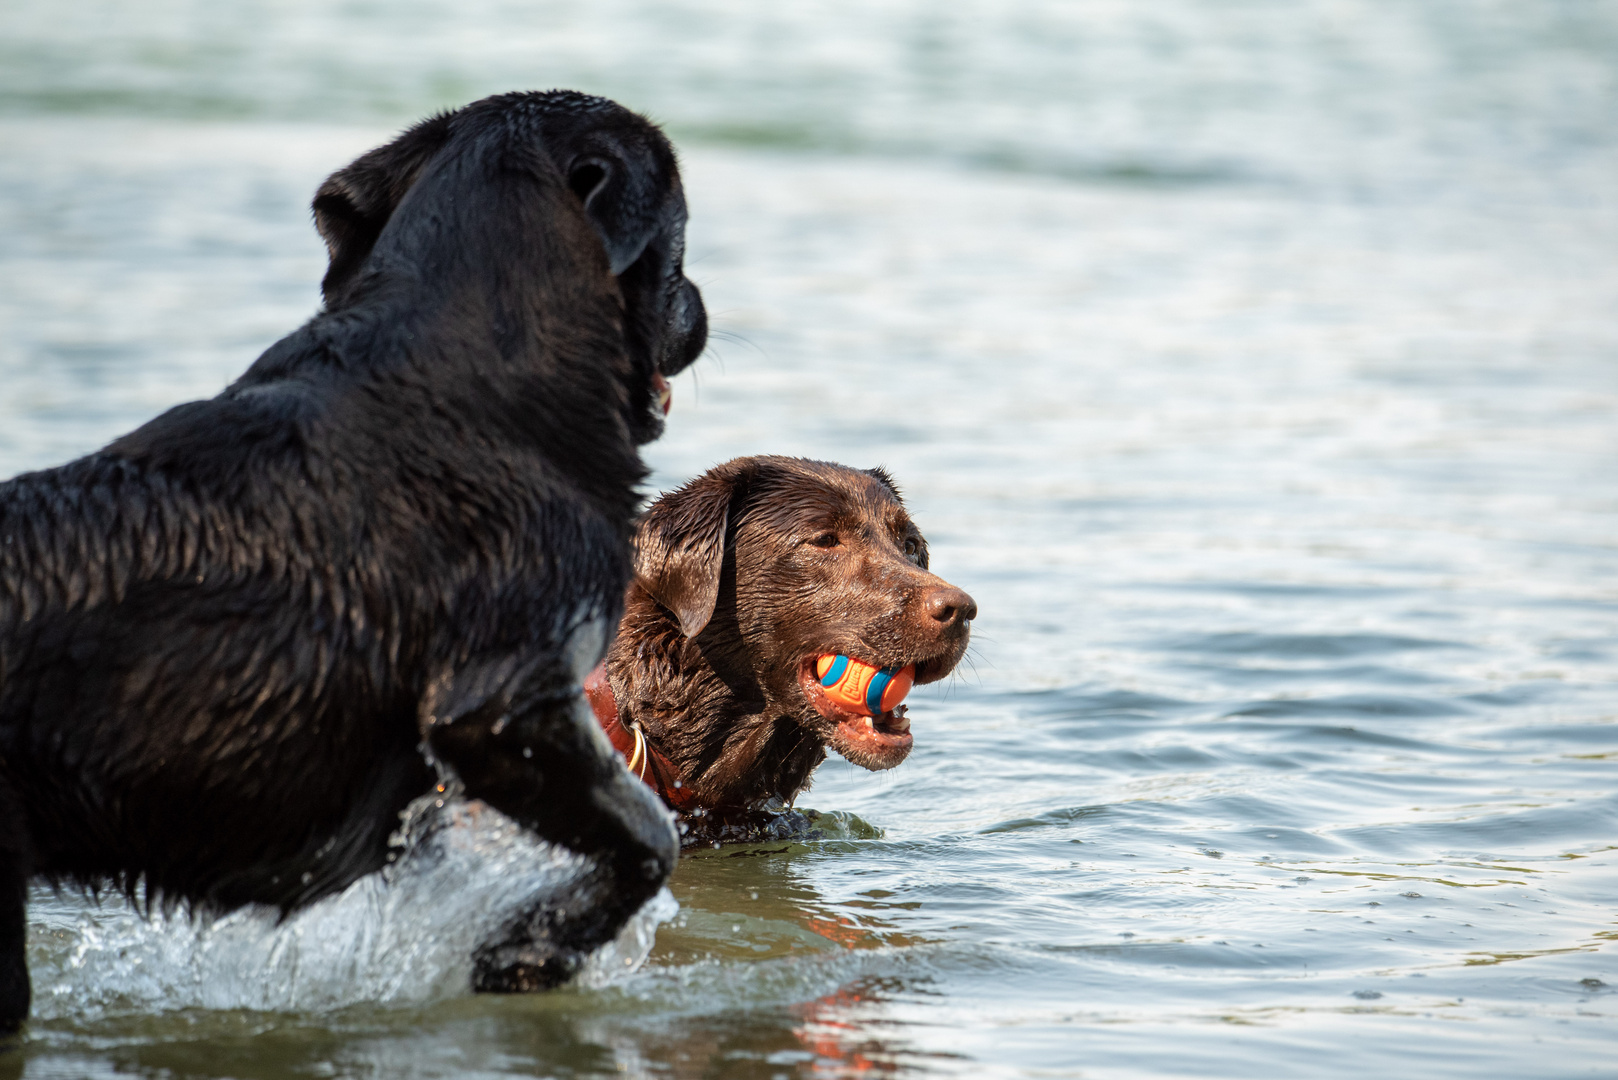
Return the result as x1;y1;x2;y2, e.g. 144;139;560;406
309;90;706;445
621;456;975;806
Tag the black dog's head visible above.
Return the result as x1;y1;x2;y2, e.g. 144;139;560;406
309;91;706;445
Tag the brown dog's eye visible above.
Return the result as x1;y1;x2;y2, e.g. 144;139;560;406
903;538;922;563
809;532;839;549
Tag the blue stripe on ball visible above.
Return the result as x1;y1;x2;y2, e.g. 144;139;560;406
820;655;849;687
865;668;893;713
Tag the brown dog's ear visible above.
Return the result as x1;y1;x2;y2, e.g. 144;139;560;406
864;466;903;502
634;468;740;638
312;113;455;304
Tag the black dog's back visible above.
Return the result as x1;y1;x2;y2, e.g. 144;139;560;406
0;90;707;1030
0;445;432;911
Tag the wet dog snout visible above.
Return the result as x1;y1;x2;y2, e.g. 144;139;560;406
924;585;977;628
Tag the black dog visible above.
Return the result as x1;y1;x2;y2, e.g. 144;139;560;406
596;457;975;835
0;90;706;1031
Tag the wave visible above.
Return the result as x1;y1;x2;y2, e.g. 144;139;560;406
25;797;676;1019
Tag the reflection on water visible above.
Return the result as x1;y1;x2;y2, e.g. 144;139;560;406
4;0;1618;1076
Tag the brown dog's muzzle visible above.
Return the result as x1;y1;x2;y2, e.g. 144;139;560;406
800;574;976;772
925;584;977;628
905;582;976;686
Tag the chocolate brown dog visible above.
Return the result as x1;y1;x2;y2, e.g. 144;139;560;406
593;456;975;831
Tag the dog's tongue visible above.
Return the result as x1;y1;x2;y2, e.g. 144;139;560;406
652;373;672;416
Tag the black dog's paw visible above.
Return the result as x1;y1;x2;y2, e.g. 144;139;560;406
467;866;641;993
470;941;585;993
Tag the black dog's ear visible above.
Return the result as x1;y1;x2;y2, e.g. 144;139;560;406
562;140;670;276
312;113;454;304
634;468;741;639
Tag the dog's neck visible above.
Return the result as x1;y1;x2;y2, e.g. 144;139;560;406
602;583;826;812
584;661;701;812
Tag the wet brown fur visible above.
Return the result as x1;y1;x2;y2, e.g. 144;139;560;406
605;456;976;813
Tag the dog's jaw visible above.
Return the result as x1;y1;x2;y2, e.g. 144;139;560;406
622;261;705;446
795;659;914;771
633;372;673;444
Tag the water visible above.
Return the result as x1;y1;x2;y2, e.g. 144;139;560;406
3;2;1617;1076
26;800;674;1020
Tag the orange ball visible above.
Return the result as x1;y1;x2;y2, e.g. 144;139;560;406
814;655;915;715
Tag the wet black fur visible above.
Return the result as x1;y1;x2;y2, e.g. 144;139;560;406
0;90;707;1033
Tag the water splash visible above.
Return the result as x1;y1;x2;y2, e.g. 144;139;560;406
25;798;677;1018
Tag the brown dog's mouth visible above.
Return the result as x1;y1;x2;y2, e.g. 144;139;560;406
797;658;913;772
910;653;956;686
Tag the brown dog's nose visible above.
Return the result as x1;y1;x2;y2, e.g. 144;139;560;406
925;585;977;627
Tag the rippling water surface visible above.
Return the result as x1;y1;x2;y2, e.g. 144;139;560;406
3;2;1617;1076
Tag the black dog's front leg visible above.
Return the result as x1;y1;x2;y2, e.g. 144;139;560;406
0;780;29;1037
424;668;678;989
0;864;23;1039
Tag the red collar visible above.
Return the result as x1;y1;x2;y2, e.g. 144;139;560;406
583;661;701;813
